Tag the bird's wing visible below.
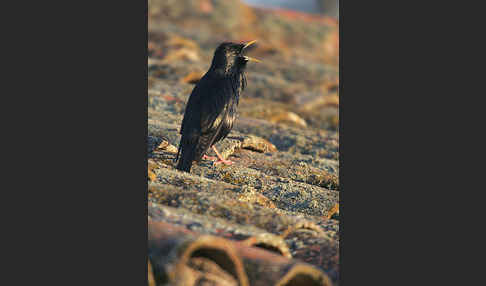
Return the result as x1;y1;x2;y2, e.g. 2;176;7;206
180;89;201;135
199;78;232;136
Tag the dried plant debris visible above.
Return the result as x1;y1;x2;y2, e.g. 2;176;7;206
280;220;327;239
148;260;157;286
326;203;339;220
156;139;178;154
148;169;157;182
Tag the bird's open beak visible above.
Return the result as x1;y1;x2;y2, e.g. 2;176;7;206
242;40;261;63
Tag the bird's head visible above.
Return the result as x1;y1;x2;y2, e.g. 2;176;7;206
210;40;261;74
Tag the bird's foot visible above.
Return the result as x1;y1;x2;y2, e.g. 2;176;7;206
212;158;234;166
210;146;234;166
202;154;218;161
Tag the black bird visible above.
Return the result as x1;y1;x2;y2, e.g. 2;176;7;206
175;40;260;172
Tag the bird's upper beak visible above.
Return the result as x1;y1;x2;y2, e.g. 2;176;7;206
243;40;258;50
242;40;261;63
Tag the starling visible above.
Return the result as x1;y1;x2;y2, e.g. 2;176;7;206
175;40;260;172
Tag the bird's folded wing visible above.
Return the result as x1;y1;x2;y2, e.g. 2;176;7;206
199;79;232;136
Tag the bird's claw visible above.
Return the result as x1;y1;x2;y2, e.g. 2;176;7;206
212;159;234;166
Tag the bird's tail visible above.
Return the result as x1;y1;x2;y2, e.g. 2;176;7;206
176;139;197;173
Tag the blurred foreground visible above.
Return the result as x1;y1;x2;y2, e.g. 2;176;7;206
148;0;339;285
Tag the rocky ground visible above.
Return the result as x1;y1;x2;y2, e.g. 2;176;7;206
147;1;339;285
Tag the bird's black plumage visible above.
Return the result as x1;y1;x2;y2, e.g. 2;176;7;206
175;41;259;172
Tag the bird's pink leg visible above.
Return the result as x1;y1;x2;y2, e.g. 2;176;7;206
212;146;234;166
202;154;218;161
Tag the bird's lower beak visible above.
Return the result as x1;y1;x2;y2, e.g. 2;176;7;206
242;40;261;63
243;56;261;63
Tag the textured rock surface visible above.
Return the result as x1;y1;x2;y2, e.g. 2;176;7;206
148;0;339;285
